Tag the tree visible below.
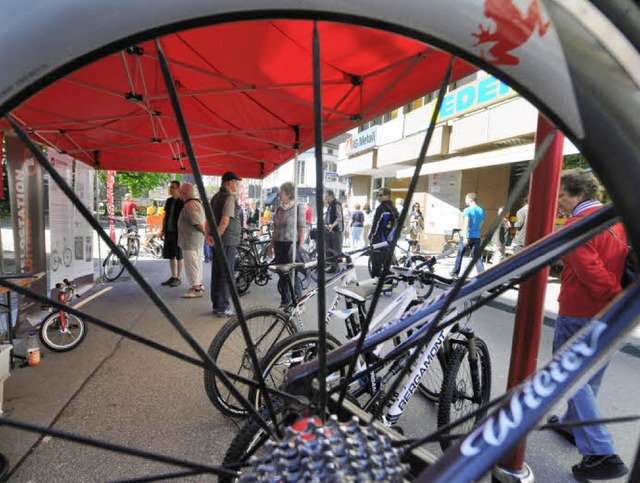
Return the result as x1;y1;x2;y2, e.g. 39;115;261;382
563;153;589;170
97;171;178;197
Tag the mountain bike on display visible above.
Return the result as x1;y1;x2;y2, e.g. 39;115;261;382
102;221;140;282
139;228;164;259
233;227;274;295
204;244;379;417
0;2;639;481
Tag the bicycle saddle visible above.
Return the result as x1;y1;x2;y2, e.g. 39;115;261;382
334;283;378;303
267;262;307;274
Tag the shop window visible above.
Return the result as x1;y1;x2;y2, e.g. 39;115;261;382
296;161;305;185
383;109;398;123
449;72;478;91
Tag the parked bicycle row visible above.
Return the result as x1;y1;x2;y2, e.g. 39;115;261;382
201;240;490;469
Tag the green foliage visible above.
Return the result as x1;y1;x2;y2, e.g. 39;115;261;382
97;171;179;197
562;153;589;170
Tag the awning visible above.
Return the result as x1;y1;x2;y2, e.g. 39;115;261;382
2;20;477;179
396;140;579;178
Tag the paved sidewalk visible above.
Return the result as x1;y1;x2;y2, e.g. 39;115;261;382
0;252;637;482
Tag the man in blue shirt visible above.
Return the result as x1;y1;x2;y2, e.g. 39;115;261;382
451;192;485;278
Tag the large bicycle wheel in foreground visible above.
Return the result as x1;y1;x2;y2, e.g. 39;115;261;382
0;1;639;481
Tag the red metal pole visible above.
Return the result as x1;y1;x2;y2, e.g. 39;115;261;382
499;115;564;473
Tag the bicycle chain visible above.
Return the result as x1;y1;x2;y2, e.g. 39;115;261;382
240;415;408;482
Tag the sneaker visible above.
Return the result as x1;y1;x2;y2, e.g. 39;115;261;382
169;278;182;287
214;309;234;318
182;287;204;298
161;277;174;286
546;415;576;446
572;454;628;480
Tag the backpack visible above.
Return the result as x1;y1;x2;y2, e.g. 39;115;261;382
380;210;399;243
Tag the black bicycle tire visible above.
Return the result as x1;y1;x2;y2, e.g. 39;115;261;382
128;238;140;266
0;451;8;482
436;337;491;452
38;312;87;352
249;330;343;412
151;242;163;259
203;306;296;417
102;245;127;281
232;247;255;295
233;247;255;295
417;347;447;402
221;399;289;483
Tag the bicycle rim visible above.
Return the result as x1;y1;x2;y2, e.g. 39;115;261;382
39;313;87;352
0;1;639;481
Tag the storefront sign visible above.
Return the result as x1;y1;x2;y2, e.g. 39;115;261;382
439;75;516;122
346;125;378;156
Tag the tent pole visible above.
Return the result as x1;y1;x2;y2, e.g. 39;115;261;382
495;114;564;480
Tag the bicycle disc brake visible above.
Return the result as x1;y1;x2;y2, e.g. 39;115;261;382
241;415;408;481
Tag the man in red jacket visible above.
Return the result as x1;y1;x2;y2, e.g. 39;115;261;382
548;169;628;481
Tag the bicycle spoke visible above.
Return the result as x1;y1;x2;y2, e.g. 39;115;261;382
371;127;561;420
340;56;455;408
311;21;328;420
155;39;279;435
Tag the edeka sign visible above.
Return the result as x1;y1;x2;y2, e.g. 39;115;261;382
346;125;377;157
439;76;515;122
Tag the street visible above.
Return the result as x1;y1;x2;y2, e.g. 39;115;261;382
1;253;638;482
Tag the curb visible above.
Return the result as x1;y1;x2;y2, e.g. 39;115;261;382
487;299;640;359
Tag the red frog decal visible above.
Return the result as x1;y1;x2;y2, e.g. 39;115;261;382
473;0;550;66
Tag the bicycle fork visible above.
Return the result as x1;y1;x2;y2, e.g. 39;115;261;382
57;290;68;331
460;327;482;404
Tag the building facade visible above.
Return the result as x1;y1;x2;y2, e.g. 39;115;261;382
261;140;348;223
337;71;578;252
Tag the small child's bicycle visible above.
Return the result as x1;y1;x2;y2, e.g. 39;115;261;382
39;279;87;352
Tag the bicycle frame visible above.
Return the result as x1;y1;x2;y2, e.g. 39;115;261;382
283;262;359;332
286;204;623;418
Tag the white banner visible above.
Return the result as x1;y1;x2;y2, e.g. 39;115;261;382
48;153;95;288
425;171;462;235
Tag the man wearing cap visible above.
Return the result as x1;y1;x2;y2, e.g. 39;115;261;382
369;187;398;278
206;171;242;317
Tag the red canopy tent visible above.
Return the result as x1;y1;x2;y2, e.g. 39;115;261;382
5;20;476;178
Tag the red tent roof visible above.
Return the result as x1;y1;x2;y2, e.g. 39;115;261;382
9;20;476;178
